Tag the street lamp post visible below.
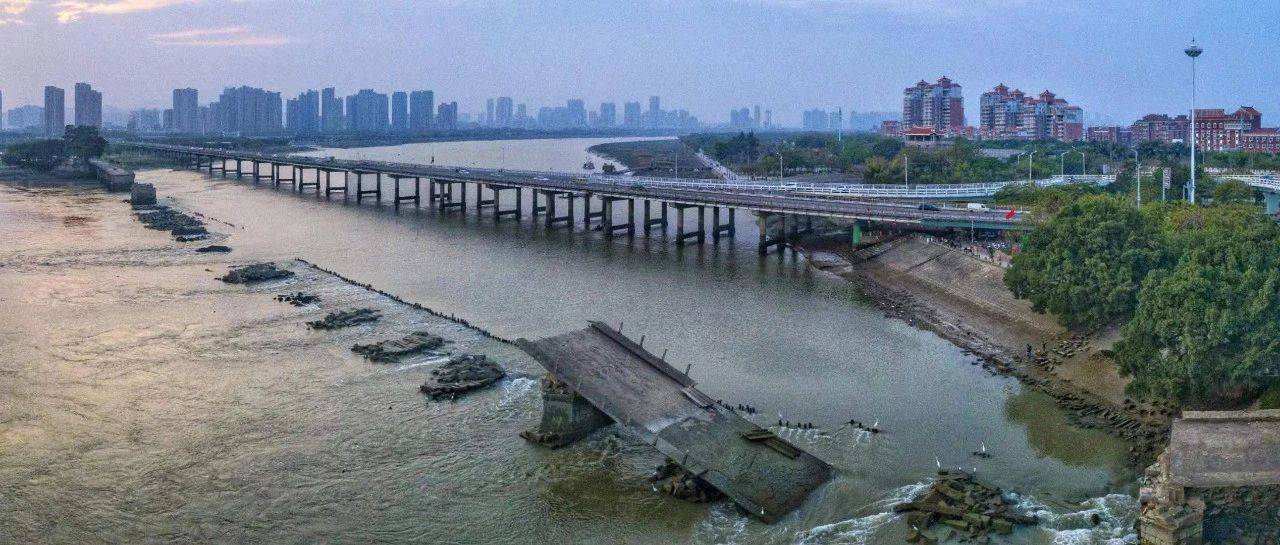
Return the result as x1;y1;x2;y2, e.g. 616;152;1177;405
777;152;783;181
1058;153;1066;176
904;151;910;186
1132;149;1142;206
1028;151;1036;183
1186;40;1203;203
1074;150;1086;175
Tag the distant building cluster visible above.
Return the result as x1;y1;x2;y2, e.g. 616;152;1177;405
902;76;965;137
801;108;843;131
978;84;1083;141
1085;106;1280;153
728;105;770;130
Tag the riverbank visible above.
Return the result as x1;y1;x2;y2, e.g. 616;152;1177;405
587;139;718;178
796;233;1172;467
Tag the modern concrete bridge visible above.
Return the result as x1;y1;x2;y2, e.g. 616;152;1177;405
1213;173;1280;214
119;142;1033;254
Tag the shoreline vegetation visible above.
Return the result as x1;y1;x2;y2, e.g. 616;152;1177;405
587;139;718;178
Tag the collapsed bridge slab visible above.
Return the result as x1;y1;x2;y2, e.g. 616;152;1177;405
516;321;833;523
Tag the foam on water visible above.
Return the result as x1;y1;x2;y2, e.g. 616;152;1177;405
498;376;538;406
793;482;931;545
1017;493;1139;545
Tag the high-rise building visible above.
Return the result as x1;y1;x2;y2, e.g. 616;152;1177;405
729;107;753;129
128;109;163;133
208;86;282;135
802;109;830;130
8;105;43;131
495;97;513;127
321;88;344;133
598;102;616;127
979;84;1083;141
566;99;586;127
902;76;964;136
485;98;495;126
623;101;642;128
409;90;434;132
436;101;458;129
646;96;661;128
44;86;65;136
172;88;199;133
516;103;527;127
73;83;102;128
391;91;408;132
286;89;321;134
345;89;389;132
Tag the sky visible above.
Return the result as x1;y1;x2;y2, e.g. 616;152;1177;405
0;0;1276;127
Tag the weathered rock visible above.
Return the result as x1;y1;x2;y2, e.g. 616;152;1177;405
419;354;504;400
306;308;381;330
219;262;295;284
195;245;231;253
649;459;725;503
135;207;207;238
894;471;1035;541
274;292;320;307
352;331;446;362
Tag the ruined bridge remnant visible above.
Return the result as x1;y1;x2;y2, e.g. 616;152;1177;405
516;321;832;523
1140;410;1280;545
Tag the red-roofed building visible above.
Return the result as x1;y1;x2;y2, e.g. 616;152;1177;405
1194;107;1263;151
902;76;966;137
978;84;1084;141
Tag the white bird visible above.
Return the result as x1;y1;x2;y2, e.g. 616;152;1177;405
981;441;987;454
935;456;941;469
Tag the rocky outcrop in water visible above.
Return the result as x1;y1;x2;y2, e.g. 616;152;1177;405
419;355;504;400
274;292;320;307
195;245;231;253
649;459;724;503
218;262;295;284
352;331;446;362
135;206;207;240
893;470;1036;543
306;308;382;330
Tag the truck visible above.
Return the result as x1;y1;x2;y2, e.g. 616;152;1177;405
965;203;990;212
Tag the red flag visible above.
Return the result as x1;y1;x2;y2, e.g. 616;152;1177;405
1004;208;1016;220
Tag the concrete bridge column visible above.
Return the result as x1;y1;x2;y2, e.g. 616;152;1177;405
712;208;736;243
673;203;706;246
1265;191;1280;215
757;212;787;255
390;175;420;207
643;200;668;236
583;193;604;229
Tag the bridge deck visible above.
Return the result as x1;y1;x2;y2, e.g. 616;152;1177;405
516;322;832;522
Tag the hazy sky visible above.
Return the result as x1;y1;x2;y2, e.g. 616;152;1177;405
1;0;1275;126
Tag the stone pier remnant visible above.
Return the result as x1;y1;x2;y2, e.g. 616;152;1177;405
1140;410;1280;545
515;321;832;523
130;182;156;208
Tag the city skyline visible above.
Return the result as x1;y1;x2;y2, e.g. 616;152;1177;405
0;1;1275;125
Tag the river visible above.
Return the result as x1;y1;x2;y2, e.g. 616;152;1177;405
0;137;1138;544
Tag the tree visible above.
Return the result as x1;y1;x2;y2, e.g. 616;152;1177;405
1004;195;1170;329
63;125;107;166
1115;206;1280;405
2;139;66;172
1211;179;1256;204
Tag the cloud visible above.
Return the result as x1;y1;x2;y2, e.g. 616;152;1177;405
150;25;288;46
0;0;29;24
55;0;196;23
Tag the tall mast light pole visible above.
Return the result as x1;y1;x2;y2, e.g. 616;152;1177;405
1185;39;1202;203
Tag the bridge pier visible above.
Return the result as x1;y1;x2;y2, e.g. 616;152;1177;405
353;171;382;203
520;373;613;448
711;207;736;243
476;184;498;212
297;167;320;193
643;200;668;236
233;159;244;179
1265;191;1280;215
251;160;270;183
582;192;604;229
542;190;575;228
757;212;788;255
390;175;420;207
488;185;522;223
322;169;346;197
600;196;635;238
672;203;706;246
436;181;467;212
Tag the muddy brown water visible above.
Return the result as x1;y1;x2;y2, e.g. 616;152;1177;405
2;138;1139;544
